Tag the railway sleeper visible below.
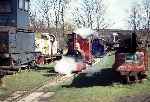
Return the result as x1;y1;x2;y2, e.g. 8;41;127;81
0;70;16;76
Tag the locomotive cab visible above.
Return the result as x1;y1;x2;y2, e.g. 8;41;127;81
0;0;30;28
0;0;35;66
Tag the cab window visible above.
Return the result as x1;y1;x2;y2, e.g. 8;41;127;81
25;0;29;11
19;0;24;9
126;53;135;63
125;53;140;64
0;0;11;13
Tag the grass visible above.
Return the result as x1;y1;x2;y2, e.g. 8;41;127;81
93;53;115;68
49;80;150;102
37;63;55;68
49;51;150;102
148;48;150;52
0;50;149;101
0;63;55;100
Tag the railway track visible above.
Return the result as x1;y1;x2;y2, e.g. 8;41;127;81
3;73;75;102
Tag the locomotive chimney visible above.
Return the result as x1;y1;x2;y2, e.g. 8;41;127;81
130;32;137;52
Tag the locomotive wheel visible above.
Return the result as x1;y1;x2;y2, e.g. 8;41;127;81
138;72;147;83
18;68;22;73
27;60;37;70
126;72;140;83
126;75;130;84
134;72;138;83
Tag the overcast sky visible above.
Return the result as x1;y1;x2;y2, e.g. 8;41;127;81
31;0;143;30
105;0;142;30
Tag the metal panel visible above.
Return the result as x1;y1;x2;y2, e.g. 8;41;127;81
9;32;35;65
9;33;16;53
15;32;35;53
11;53;35;65
17;9;29;30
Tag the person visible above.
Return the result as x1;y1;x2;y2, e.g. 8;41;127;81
74;42;85;62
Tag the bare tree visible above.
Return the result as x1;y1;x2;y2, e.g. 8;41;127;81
128;4;142;32
72;0;95;28
94;0;108;30
143;0;150;30
143;0;150;48
128;4;145;48
38;0;53;33
82;0;95;28
72;0;108;30
52;0;69;49
29;8;46;33
29;10;38;32
30;0;70;49
72;8;86;28
128;0;150;48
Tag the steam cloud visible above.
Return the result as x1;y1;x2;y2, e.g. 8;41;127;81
55;28;94;75
74;27;95;39
54;56;77;75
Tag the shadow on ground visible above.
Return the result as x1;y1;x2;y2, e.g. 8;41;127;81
63;68;121;88
36;66;54;71
35;66;58;77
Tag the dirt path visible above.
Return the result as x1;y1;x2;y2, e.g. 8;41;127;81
3;74;74;102
118;93;150;102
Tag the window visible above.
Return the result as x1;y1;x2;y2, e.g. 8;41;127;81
126;53;134;62
0;1;11;13
19;0;24;9
25;0;29;11
125;53;140;64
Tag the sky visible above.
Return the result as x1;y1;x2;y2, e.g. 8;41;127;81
105;0;142;30
31;0;143;30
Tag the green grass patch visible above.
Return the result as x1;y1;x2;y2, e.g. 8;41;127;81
37;63;55;68
148;48;150;52
94;53;115;69
3;71;49;91
0;63;55;100
35;32;41;39
49;53;150;102
35;63;55;74
49;77;150;102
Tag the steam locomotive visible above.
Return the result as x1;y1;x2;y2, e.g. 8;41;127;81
113;33;149;83
66;32;148;83
0;0;35;75
65;32;107;73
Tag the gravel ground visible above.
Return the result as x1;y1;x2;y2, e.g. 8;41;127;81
118;93;150;102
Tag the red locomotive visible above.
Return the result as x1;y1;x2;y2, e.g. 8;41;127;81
113;33;149;83
114;49;148;83
66;33;93;73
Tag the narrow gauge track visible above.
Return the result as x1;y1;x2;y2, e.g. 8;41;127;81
4;73;75;102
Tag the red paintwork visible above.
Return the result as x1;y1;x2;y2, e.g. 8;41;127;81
76;63;86;72
76;35;93;64
67;33;93;73
117;64;145;72
115;49;148;75
36;55;45;65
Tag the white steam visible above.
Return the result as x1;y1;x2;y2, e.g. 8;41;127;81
74;28;95;39
55;28;94;75
54;56;77;75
